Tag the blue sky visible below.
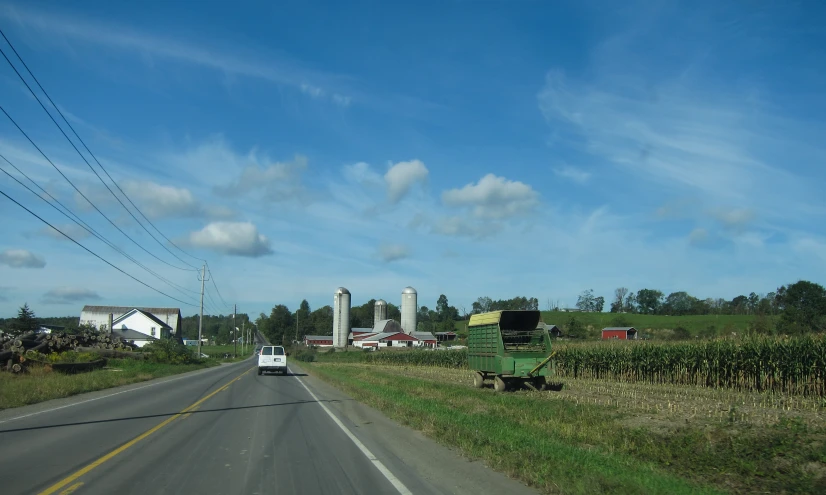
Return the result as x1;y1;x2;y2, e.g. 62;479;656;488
1;0;825;318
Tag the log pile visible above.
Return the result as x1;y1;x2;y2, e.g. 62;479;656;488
1;330;141;373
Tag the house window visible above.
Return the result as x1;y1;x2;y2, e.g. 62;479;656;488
151;327;156;336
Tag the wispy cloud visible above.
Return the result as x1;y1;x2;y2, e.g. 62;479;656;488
553;165;591;184
214;154;308;203
121;180;235;220
1;5;354;106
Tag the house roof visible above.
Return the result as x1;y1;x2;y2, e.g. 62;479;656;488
602;327;636;331
304;335;334;341
111;326;158;341
82;305;181;316
112;309;172;329
411;332;437;341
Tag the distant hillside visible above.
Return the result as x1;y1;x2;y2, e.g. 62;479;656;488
454;312;772;339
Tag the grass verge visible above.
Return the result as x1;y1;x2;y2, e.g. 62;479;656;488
303;362;730;495
0;359;217;410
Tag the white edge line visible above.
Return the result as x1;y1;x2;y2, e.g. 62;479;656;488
289;366;413;495
0;359;247;425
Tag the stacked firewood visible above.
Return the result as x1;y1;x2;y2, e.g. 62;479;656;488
1;330;141;373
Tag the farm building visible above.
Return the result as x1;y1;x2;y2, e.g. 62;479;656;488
601;327;638;340
108;309;173;347
538;322;562;337
304;335;334;347
410;332;437;348
80;305;182;339
435;331;457;342
352;331;418;349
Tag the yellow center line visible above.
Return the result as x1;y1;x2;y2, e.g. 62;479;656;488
37;367;253;495
58;482;83;495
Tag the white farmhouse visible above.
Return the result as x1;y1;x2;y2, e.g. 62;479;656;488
108;309;174;347
80;305;182;339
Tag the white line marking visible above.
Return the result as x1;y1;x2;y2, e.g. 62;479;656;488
289;367;413;495
0;361;246;425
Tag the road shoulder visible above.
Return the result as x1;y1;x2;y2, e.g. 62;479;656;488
290;362;539;495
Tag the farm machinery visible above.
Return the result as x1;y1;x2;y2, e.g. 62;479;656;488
467;310;555;392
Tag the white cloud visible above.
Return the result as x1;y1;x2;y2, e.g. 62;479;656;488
0;249;46;268
332;94;352;107
43;287;100;304
553;165;592;184
441;174;539;219
183;221;273;257
121;180;235;220
378;244;410;262
384;160;429;204
215;154;308;202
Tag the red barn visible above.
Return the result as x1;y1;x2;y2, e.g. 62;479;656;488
601;327;638;340
304;335;334;347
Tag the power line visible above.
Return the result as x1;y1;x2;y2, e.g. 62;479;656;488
206;264;231;309
0;154;202;304
0;41;200;271
0;104;198;272
0;185;199;308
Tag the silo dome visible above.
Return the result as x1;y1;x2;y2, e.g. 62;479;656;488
335;287;351;295
402;286;417;295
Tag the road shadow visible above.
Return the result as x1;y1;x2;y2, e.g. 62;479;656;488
0;399;350;434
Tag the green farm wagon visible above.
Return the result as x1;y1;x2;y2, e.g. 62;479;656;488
468;310;554;392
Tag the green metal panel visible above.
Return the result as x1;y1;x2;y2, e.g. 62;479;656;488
468;310;553;377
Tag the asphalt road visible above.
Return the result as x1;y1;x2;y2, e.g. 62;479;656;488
0;355;539;495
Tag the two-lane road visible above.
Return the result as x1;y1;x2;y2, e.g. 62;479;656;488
0;356;538;495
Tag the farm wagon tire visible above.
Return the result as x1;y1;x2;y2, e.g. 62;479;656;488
473;372;485;388
494;376;508;393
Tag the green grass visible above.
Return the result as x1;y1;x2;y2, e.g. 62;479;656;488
193;345;256;362
454;312;771;339
304;363;723;495
0;359;217;410
303;362;826;494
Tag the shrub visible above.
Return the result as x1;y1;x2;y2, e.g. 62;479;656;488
292;349;316;362
143;339;200;364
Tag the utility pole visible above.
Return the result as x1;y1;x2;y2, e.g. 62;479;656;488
242;320;246;355
233;304;237;358
198;264;206;358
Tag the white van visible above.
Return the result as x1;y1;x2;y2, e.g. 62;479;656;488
257;346;288;375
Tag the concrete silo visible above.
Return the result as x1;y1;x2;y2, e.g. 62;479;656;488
332;287;351;348
400;286;417;334
374;299;387;328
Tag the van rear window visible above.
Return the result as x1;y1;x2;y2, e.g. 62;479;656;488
262;347;273;355
274;347;285;355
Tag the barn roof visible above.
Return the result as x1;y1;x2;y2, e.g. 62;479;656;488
411;332;437;341
304;335;334;341
602;327;637;331
82;305;181;316
361;331;417;342
373;319;403;334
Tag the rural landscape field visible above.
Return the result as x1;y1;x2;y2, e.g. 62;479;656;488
299;333;826;494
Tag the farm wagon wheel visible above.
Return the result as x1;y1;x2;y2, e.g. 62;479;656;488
473;372;485;388
494;375;508;393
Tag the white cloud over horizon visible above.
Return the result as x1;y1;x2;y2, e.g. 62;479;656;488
0;249;46;268
42;287;100;304
442;174;539;220
384;160;429;204
182;221;273;258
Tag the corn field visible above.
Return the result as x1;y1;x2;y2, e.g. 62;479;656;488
329;335;826;397
551;335;826;397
